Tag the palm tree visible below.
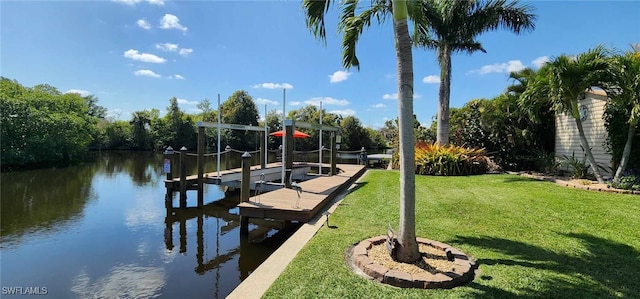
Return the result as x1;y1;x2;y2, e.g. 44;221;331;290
303;0;420;262
414;0;536;145
522;46;611;183
603;48;640;181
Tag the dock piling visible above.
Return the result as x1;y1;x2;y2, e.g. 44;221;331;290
330;132;337;176
179;146;187;208
197;127;204;208
240;152;251;235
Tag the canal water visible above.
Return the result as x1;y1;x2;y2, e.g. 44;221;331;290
0;151;302;298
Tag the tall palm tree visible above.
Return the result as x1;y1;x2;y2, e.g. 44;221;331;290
414;0;536;145
603;48;640;181
303;0;420;262
522;46;611;183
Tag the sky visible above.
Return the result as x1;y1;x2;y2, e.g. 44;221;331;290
1;1;639;129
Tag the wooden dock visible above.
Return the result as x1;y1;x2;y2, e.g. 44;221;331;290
237;164;366;222
164;163;311;191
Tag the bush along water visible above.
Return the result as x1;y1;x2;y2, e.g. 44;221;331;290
609;169;640;191
393;142;488;176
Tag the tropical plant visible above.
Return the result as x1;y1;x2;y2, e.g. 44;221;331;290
528;148;559;174
601;48;640;181
608;169;640;191
303;0;420;262
130;110;153;150
561;151;590;179
409;142;488;176
414;0;536;145
522;46;611;183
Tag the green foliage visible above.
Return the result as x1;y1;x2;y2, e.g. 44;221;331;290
220;90;259;150
130;110;156;150
392;142;487;176
285;105;343;151
602;49;640;175
608;170;640;191
447;92;554;170
103;121;132;149
162;97;196;150
1;77;98;169
528;148;560;174
603;101;640;170
561;151;591;179
339;116;369;150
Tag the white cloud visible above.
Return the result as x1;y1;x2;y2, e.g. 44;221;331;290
71;265;165;299
177;98;198;105
134;69;161;78
178;48;193;57
467;60;526;75
113;0;142;5
255;98;278;106
382;93;398;100
159;14;187;33
136;19;151;30
123;49;166;63
169;74;185;80
251;82;294;89
304;97;349;106
328;70;351;83
422;75;440;84
65;89;91;97
382;92;421;100
155;43;178;52
372;103;386;108
290;101;302;106
532;56;550;69
113;0;163;6
330;109;356;116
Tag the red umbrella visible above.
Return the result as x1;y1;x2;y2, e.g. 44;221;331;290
269;130;310;138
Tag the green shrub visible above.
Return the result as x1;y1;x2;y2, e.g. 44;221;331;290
393;142;488;176
561;151;591;179
609;170;640;191
528;148;560;174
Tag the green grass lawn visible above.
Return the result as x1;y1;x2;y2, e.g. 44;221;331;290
263;171;640;299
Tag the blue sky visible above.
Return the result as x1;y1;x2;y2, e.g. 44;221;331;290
2;1;639;128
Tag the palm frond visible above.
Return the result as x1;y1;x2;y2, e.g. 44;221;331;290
339;0;391;69
302;0;334;43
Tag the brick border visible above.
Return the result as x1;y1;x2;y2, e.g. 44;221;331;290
348;236;476;289
510;172;640;195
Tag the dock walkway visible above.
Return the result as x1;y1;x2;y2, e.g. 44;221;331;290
164;163;310;191
237;164;366;222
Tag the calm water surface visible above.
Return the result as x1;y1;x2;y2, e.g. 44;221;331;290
1;151;299;298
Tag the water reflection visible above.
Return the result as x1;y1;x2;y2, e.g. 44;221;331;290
97;151;165;186
164;192;300;283
0;163;97;246
71;265;166;299
1;152;302;298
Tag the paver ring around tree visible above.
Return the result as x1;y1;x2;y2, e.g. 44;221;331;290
346;236;476;289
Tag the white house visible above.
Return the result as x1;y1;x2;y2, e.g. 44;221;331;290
555;89;613;177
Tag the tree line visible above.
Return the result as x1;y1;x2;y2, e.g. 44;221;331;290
0;79;387;170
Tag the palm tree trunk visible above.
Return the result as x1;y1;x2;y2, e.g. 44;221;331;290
614;121;637;180
393;0;420;263
573;113;606;184
436;45;452;145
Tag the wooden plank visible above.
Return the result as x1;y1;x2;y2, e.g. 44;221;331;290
237;164;366;222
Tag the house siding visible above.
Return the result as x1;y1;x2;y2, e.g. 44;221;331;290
555;91;613;176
